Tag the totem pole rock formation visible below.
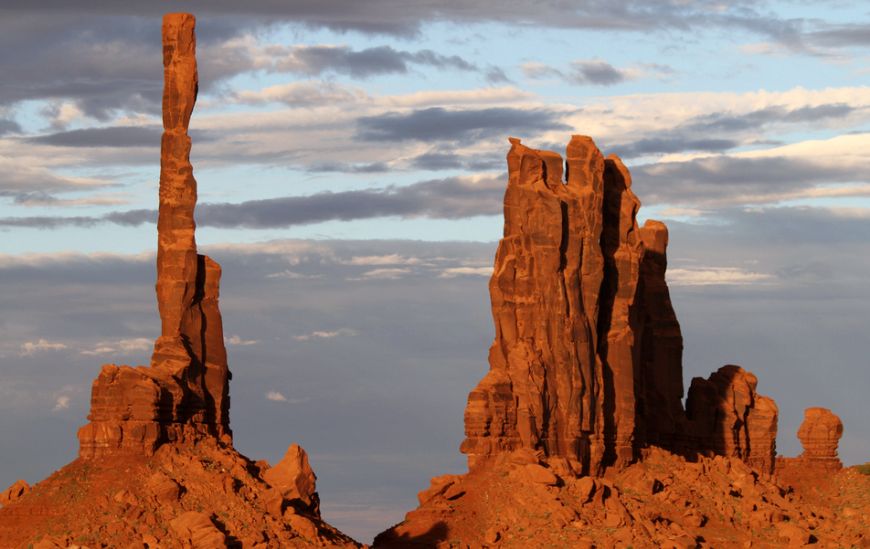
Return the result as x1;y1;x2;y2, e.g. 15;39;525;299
77;13;230;458
460;137;779;476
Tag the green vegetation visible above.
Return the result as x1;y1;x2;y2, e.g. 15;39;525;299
856;462;870;475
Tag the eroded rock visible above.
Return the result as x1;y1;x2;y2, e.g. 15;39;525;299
78;12;231;459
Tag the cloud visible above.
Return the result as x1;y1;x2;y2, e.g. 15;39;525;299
0;175;505;230
270;44;476;78
568;60;629;85
667;267;774;286
345;254;421;266
438;266;493;278
79;337;151;356
12;192;129;208
355;268;411;280
356;107;570;142
52;395;71;411
265;390;287;402
265;391;308;404
227;335;258;346
234;81;366;106
20;339;68;356
28;126;162;148
0;159;112;197
0;118;21;135
293;329;359;341
265;269;322;280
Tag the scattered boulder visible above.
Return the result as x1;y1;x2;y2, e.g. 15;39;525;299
263;443;318;512
169;511;227;548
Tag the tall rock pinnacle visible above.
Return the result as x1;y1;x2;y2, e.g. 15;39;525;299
460;136;778;476
77;13;230;458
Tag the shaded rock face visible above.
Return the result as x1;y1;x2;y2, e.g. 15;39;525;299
461;137;778;475
686;365;779;474
78;13;230;459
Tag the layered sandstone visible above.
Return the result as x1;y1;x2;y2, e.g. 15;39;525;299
798;407;843;467
459;137;777;476
686;365;779;474
77;13;230;458
779;407;844;474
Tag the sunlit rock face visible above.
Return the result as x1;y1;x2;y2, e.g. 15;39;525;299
460;136;778;476
78;12;230;459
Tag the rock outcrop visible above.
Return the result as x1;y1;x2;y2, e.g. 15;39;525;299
778;407;844;474
0;480;30;507
263;444;320;513
686;365;779;474
77;13;230;459
459;137;777;476
797;407;843;468
377;136;863;548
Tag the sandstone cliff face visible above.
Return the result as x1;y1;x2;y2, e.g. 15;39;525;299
78;13;229;458
460;137;778;475
686;365;778;474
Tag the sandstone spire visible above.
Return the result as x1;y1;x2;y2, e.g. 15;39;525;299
460;136;779;476
77;13;230;458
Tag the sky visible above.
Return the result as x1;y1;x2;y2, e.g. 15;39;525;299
0;0;869;542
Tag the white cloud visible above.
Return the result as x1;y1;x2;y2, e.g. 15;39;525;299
265;391;308;404
667;267;775;286
357;268;411;280
80;337;151;356
439;266;493;278
266;390;287;402
227;335;259;346
20;339;67;356
52;395;70;411
266;269;321;280
345;254;421;266
293;328;358;342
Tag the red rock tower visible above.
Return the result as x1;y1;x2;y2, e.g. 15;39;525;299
77;13;230;458
796;407;843;470
461;137;779;476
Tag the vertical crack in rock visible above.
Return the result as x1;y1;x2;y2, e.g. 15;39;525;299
78;14;230;458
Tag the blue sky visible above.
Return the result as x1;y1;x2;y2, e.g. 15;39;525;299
1;1;869;542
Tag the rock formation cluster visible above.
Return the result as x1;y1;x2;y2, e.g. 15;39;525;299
378;136;864;548
460;137;778;476
1;11;864;549
77;12;230;459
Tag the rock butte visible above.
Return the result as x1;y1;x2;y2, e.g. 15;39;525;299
459;137;778;475
0;12;867;549
376;137;867;548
